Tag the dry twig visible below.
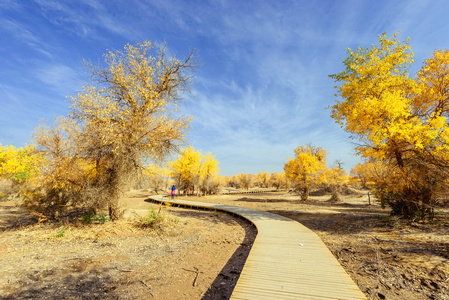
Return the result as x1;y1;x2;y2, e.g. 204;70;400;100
182;267;203;287
139;280;154;297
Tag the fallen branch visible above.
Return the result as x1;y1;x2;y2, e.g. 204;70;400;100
182;267;203;287
140;280;154;297
31;211;49;223
115;266;132;272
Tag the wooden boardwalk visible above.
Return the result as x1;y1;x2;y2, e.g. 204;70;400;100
148;195;366;300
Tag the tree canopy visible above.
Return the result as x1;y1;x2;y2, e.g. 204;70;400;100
284;145;327;200
169;146;219;195
330;32;449;218
30;41;198;219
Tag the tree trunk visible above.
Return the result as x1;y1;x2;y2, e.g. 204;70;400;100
301;186;309;201
108;196;121;221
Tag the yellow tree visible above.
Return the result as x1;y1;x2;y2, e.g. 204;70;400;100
284;145;327;200
0;144;44;200
169;146;219;195
0;143;43;185
200;152;219;194
329;32;419;165
350;161;379;189
70;41;198;219
169;146;202;194
330;32;449;218
221;175;231;187
231;173;253;190
32;117;93;210
269;172;288;190
256;171;270;188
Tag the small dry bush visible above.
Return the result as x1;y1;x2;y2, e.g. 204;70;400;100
135;205;180;229
328;191;343;202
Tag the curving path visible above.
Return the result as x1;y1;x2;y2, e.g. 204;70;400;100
148;195;366;300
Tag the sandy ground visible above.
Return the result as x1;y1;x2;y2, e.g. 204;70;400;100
1;188;449;300
0;192;256;299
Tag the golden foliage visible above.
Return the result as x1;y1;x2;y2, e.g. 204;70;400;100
330;32;449;218
169;146;219;195
71;41;197;161
255;171;270;188
284;145;327;200
232;173;254;190
0;143;44;184
69;41;197;219
269;172;289;190
325;167;348;189
29;41;198;219
330;33;449;168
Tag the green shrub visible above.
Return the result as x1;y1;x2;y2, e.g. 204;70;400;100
82;211;110;224
56;227;66;238
82;211;96;224
140;208;165;227
97;213;110;224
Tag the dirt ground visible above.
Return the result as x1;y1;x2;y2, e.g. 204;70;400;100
1;188;449;300
0;191;256;299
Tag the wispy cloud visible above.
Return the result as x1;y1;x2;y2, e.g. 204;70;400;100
35;0;136;40
0;19;53;58
34;63;83;95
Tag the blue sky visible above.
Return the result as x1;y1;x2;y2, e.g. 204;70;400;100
1;0;449;176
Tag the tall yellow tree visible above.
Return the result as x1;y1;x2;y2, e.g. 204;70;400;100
329;32;419;164
330;32;449;218
69;41;198;219
284;145;327;200
169;146;202;194
169;146;219;195
200;152;220;194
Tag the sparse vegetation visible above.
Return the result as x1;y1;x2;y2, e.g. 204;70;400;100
139;207;166;227
55;227;66;238
82;211;110;224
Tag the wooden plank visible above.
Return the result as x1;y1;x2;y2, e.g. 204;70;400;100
148;196;366;300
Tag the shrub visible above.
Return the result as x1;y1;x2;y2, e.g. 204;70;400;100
139;208;166;227
56;227;66;238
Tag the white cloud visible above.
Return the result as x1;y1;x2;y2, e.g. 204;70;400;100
34;63;83;95
0;19;53;58
35;0;136;40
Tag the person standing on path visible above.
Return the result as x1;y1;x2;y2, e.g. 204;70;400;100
171;185;176;199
